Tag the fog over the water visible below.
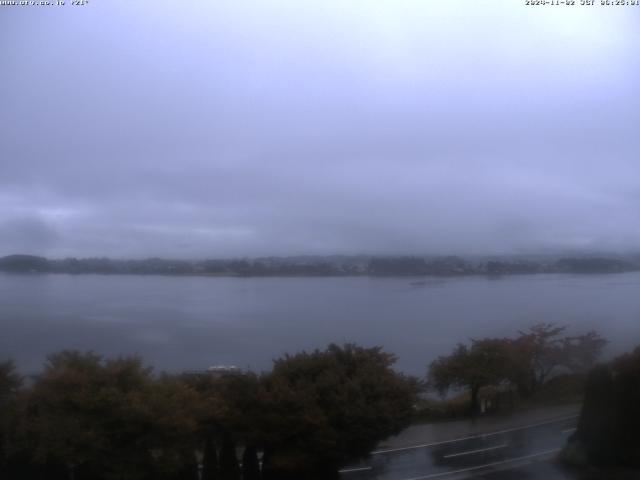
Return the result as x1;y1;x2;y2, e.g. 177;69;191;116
1;1;639;258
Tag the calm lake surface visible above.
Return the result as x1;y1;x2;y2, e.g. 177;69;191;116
2;272;640;376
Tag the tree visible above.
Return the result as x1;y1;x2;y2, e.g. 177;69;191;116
0;361;21;398
19;351;200;480
20;351;109;479
0;361;21;475
0;254;49;272
509;324;607;397
428;324;608;414
368;257;428;276
429;324;608;412
563;346;640;468
145;374;201;480
259;343;419;479
428;338;511;415
560;331;608;374
182;371;262;479
510;323;567;396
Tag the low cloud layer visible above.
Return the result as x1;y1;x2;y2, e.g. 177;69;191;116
1;1;639;258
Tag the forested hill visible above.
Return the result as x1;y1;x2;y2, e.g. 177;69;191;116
1;253;638;277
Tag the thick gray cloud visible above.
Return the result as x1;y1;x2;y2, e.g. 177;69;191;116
1;1;639;258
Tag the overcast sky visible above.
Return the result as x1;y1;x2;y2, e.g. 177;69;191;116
1;1;639;258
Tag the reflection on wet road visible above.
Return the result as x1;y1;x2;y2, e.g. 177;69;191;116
340;414;578;480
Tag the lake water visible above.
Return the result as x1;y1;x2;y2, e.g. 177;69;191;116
1;272;640;376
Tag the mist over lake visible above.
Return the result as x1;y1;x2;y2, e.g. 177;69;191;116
2;272;639;376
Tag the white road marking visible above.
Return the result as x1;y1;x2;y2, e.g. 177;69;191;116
561;427;576;434
400;448;561;480
442;443;508;459
338;466;373;474
371;414;578;455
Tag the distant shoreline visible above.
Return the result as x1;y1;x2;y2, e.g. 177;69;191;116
1;253;638;278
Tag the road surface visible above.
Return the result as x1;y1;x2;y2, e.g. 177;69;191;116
339;405;582;480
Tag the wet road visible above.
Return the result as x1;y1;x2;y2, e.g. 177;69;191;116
339;414;579;480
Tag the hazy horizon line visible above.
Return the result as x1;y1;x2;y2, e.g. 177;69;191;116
3;250;639;262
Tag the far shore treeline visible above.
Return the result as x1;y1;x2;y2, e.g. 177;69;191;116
2;323;633;479
1;253;639;277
